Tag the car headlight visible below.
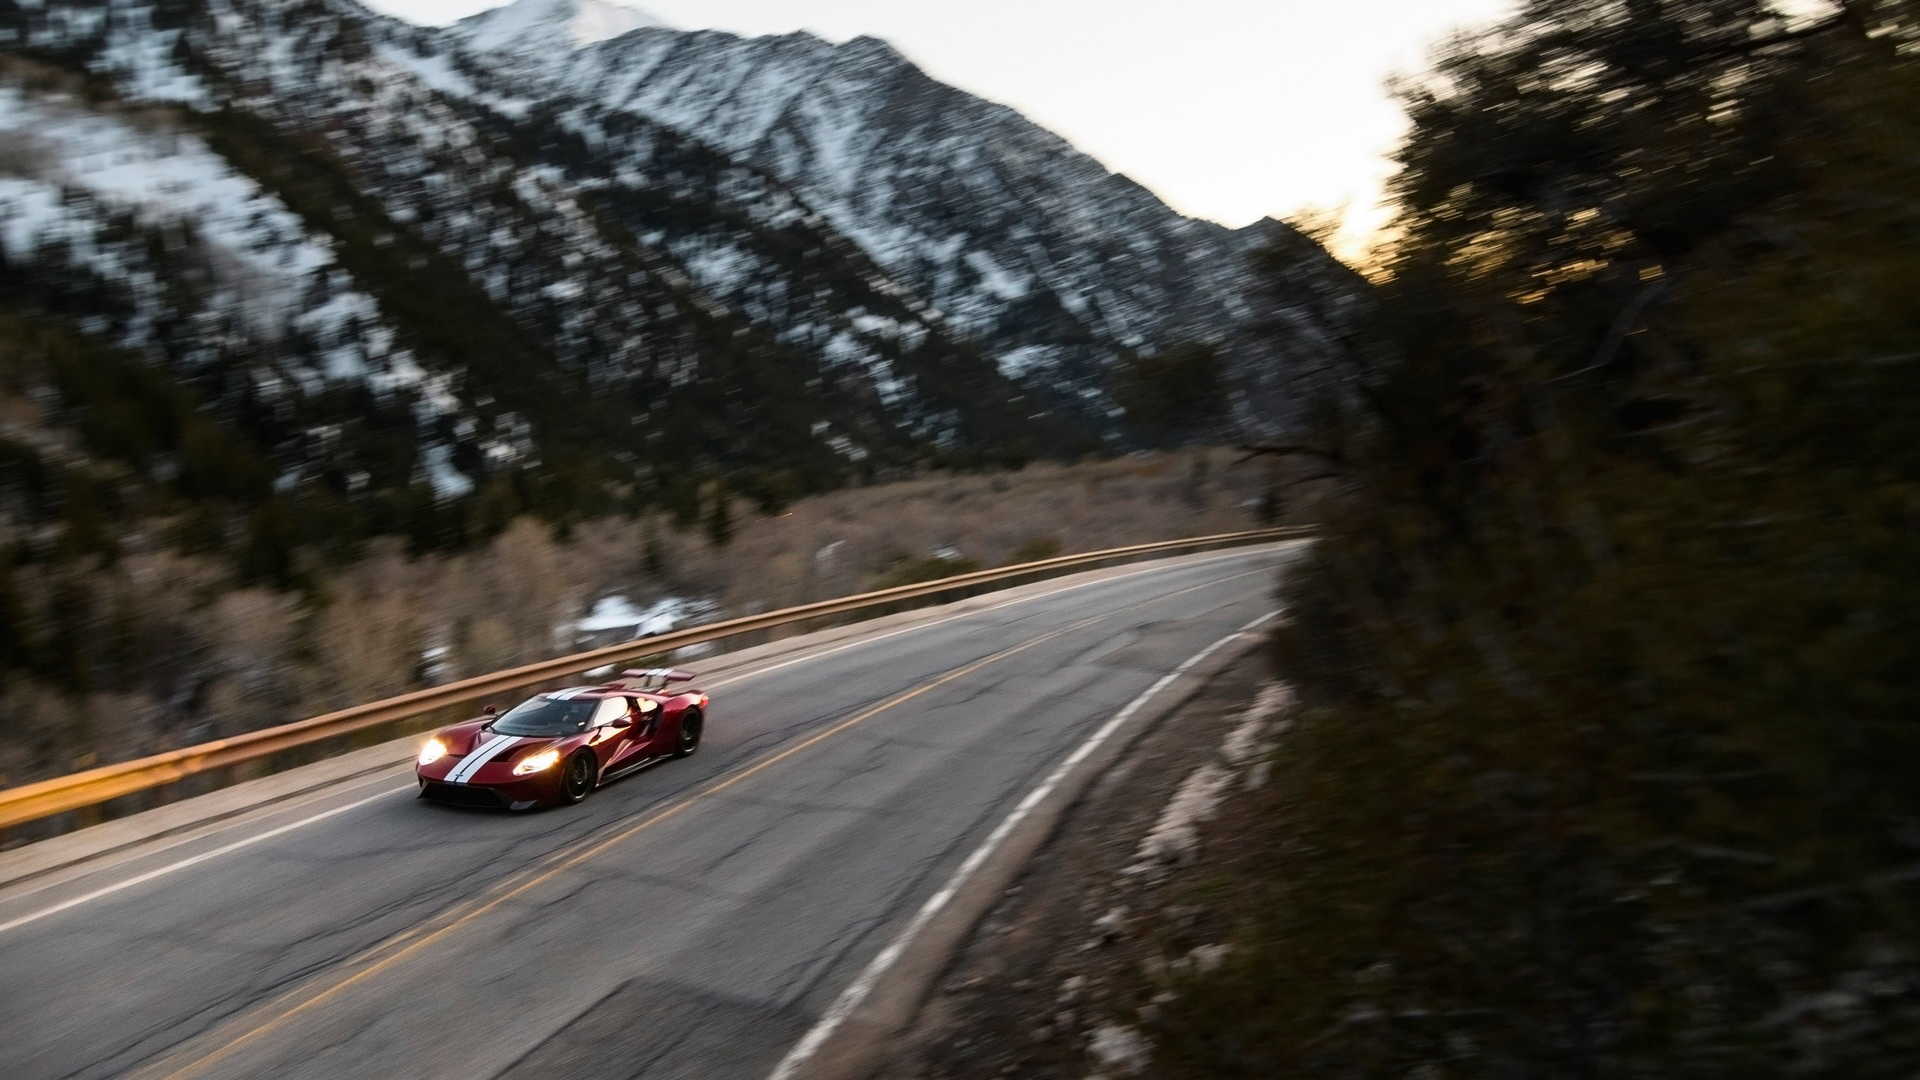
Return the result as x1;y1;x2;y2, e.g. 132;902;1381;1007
418;738;448;766
513;748;562;776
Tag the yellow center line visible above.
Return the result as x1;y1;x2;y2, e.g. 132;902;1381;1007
147;623;1091;1078
146;566;1267;1080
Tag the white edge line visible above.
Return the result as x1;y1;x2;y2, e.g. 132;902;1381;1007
764;608;1283;1080
0;770;406;907
0;783;413;936
0;547;1289;936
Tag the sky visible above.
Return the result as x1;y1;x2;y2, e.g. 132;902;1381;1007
365;0;1517;261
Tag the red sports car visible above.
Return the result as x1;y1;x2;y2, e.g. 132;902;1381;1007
416;669;708;810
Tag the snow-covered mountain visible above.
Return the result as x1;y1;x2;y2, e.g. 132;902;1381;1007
452;0;667;57
439;1;1329;389
0;0;1359;560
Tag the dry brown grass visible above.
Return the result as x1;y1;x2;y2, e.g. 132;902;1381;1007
582;448;1277;616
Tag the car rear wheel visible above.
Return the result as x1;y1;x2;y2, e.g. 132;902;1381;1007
560;752;596;804
673;710;703;758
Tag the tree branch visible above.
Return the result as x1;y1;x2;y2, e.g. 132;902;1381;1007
1235;444;1351;469
1289;471;1346;487
1549;275;1672;384
1697;12;1851;62
1735;861;1920;912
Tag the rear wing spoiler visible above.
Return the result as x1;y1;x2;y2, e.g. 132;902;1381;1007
619;668;697;691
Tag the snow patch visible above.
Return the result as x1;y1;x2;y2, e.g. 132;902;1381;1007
0;87;401;371
86;6;209;106
965;249;1030;300
457;0;669;55
419;644;453;684
813;539;848;575
1184;942;1233;974
826;434;868;462
375;44;479;99
849;313;898;337
1131;762;1231;868
995;345;1054;380
420;444;474;499
575;594;717;638
1223;682;1291;765
681;242;754;290
1088;1023;1151;1074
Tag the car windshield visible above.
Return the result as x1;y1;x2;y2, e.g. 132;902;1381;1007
491;696;597;736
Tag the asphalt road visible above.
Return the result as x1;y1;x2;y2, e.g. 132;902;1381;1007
0;545;1297;1080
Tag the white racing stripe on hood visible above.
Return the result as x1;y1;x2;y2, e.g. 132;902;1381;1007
447;733;521;783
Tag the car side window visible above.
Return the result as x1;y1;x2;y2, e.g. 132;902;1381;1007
591;697;627;728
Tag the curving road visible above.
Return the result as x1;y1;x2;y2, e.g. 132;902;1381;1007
0;544;1298;1080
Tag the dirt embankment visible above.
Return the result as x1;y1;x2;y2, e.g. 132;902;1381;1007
884;649;1289;1079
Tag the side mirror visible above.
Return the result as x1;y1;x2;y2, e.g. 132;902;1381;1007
482;704;499;717
610;713;634;729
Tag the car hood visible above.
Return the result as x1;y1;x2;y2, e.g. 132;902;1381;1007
428;729;581;778
469;731;575;757
438;722;574;759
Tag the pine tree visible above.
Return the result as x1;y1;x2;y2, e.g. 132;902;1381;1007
1254;461;1281;525
643;518;668;578
703;485;734;548
0;561;32;673
1157;4;1920;1075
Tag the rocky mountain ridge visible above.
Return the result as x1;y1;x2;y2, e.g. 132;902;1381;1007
0;0;1359;565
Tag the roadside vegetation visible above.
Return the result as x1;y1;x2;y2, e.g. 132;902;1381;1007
0;448;1284;789
1145;1;1920;1074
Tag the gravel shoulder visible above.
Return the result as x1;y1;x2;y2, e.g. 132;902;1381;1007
883;647;1287;1079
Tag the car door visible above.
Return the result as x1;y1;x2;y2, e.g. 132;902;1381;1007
627;697;671;757
587;696;641;770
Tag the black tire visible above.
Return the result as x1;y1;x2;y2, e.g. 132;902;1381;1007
673;709;704;758
560;751;596;804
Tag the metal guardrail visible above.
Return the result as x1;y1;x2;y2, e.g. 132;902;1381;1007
0;527;1311;833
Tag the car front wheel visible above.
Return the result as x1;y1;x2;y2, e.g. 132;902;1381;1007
560;752;596;804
